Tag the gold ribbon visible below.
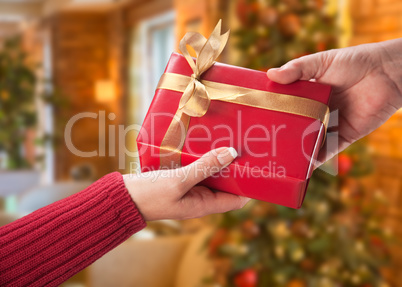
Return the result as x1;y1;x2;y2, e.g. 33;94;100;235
158;20;329;168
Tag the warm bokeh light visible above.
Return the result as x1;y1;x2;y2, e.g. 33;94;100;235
95;80;116;103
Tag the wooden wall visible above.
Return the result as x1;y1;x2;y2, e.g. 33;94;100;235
349;0;402;285
51;11;126;180
45;0;181;180
350;0;402;45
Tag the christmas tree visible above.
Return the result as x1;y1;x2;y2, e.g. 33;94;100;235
202;1;391;286
204;141;391;287
234;0;337;70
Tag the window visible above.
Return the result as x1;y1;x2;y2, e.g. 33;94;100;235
129;11;176;125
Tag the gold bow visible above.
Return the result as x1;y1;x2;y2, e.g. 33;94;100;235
158;21;329;168
178;20;229;117
159;20;230;167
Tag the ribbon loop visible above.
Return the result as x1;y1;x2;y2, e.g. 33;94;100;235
178;19;229;118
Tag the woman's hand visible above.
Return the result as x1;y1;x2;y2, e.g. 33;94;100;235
123;147;249;221
267;38;402;163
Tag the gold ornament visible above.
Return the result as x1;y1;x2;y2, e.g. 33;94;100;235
274;244;285;259
291;248;305;262
271;221;290;238
1;91;9;101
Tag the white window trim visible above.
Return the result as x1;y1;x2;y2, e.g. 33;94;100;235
138;10;176;123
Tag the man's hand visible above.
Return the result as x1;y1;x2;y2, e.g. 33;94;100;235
267;39;402;162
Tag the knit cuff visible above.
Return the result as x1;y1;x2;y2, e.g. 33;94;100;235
105;172;147;235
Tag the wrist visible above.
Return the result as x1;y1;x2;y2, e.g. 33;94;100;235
378;39;402;108
122;174;148;221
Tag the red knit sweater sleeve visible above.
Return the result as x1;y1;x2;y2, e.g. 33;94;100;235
0;172;147;287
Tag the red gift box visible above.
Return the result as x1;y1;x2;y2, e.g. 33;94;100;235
137;25;331;209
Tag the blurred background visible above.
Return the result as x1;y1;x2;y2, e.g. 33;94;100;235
0;0;401;286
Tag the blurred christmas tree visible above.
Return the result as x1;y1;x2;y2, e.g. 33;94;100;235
234;0;338;70
0;38;37;169
204;141;391;287
202;1;392;286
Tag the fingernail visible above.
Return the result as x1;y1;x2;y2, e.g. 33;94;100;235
217;147;238;167
240;196;252;206
243;197;251;203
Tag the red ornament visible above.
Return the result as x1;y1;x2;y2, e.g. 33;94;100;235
287;279;306;287
208;228;228;255
237;0;260;26
300;259;315;272
316;41;327;52
234;269;258;287
290;220;309;237
278;13;301;37
314;0;324;9
241;219;260;239
259;7;278;26
370;235;384;248
338;154;353;176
